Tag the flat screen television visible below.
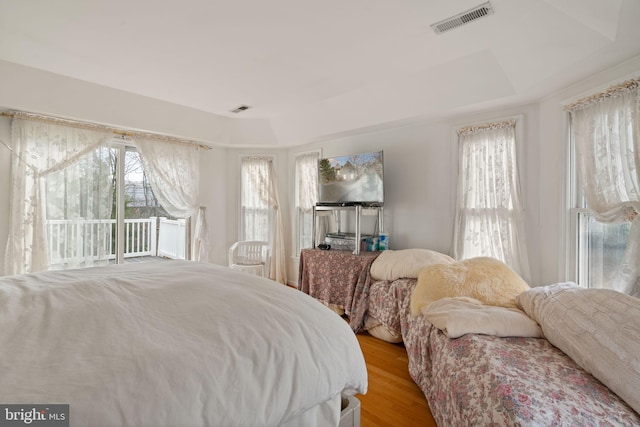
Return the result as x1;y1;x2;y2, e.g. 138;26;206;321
317;150;384;205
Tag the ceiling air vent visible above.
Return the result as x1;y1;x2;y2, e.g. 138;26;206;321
431;2;494;34
230;104;251;114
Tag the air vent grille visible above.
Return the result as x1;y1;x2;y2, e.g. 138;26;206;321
431;2;494;34
230;105;251;114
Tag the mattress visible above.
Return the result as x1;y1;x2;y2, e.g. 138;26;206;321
0;260;367;427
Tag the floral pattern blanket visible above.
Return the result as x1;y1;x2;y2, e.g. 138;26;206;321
367;279;640;426
299;249;380;331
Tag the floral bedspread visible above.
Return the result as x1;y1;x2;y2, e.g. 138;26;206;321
371;278;640;426
366;278;415;335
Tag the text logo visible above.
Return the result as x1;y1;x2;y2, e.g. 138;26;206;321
0;405;68;427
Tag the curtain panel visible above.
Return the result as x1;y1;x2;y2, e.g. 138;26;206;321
567;78;640;295
134;138;209;262
295;151;333;249
295;152;319;212
241;156;287;284
6;116;114;275
453;120;531;282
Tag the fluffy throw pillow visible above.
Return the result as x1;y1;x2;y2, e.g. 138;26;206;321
517;283;640;414
370;249;455;282
411;257;529;315
422;296;542;338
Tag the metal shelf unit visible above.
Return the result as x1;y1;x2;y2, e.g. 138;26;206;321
312;203;384;255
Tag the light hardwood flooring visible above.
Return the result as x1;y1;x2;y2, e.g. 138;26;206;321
355;332;437;427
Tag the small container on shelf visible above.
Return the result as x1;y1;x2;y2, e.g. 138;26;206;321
364;237;379;251
378;233;389;250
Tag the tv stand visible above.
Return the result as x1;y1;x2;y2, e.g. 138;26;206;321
316;202;383;208
311;203;384;255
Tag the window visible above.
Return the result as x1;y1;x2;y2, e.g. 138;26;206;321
45;142;181;267
6;114;196;275
572;210;631;287
240;156;275;242
567;78;640;292
43;143;115;268
239;155;287;284
452;119;530;280
294;151;320;253
118;144;181;263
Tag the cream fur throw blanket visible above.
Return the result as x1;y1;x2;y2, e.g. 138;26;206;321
411;257;530;315
517;283;640;415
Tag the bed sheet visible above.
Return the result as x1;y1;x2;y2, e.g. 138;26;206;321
0;261;367;427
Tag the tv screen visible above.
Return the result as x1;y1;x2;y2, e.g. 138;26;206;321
318;150;384;205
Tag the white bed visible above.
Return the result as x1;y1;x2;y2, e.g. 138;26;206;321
0;260;367;427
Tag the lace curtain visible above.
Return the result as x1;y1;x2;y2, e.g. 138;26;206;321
452;120;531;282
134;138;209;262
295;152;319;212
294;151;331;247
241;156;286;284
6;116;114;274
567;78;640;296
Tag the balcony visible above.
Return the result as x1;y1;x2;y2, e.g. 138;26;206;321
46;216;187;265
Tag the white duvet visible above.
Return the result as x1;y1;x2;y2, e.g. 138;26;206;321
0;261;367;427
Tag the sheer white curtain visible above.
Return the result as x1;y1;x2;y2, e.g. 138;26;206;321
295;152;318;213
453;120;531;281
567;78;640;296
241;156;286;284
134;138;209;262
294;151;327;249
6;115;113;275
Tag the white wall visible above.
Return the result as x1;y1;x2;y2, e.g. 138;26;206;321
282;104;541;286
280;56;640;287
0;60;278;147
198;146;229;265
0;55;638;285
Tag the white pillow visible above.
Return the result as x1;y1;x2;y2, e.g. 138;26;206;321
422;297;542;338
370;249;455;281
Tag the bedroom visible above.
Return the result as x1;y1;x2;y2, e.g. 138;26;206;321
1;0;640;426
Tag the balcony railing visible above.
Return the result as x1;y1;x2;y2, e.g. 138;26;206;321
46;217;186;265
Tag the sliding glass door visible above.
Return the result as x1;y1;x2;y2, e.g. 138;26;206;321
45;144;115;269
46;142;184;269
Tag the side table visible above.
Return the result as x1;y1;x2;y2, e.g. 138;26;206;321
298;248;380;331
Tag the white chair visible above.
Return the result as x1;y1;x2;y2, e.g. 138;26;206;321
228;241;270;278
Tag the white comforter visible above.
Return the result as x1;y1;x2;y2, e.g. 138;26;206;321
0;261;367;426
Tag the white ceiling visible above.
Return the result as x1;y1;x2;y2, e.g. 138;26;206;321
1;0;640;144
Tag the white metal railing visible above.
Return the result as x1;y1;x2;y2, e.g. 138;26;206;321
46;217;184;265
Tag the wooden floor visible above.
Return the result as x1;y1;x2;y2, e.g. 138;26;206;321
355;332;437;427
